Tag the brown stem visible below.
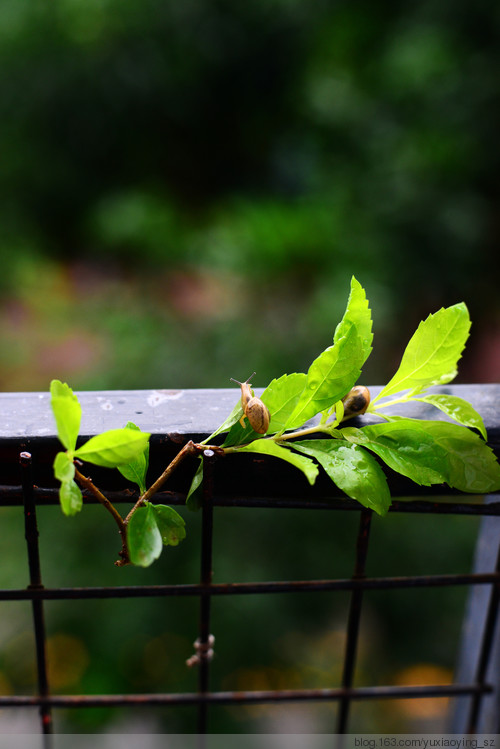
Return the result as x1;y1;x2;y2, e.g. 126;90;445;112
124;440;200;526
74;467;126;532
75;442;225;567
123;440;225;526
73;466;129;565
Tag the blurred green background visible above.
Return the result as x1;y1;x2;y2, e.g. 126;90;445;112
1;0;499;391
0;0;498;735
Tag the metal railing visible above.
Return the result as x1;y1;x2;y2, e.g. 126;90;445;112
0;385;499;739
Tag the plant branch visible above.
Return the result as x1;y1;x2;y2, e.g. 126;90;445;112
73;466;130;565
275;424;333;441
223;424;334;453
74;466;126;533
124;440;224;526
368;395;411;411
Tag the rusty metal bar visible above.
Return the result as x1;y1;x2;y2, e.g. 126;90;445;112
0;681;491;709
19;452;53;743
337;509;373;733
214;497;500;516
194;449;217;734
1;571;499;602
2;485;500;516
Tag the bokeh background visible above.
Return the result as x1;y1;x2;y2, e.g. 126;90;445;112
1;0;499;390
0;0;499;735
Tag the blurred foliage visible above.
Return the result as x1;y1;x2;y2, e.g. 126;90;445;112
1;0;500;390
0;0;498;733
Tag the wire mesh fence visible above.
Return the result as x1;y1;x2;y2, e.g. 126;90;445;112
0;386;499;740
0;450;498;740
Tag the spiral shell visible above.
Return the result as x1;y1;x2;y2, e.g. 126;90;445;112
230;373;270;434
341;386;370;419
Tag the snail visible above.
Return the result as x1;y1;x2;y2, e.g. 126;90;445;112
230;372;270;434
341;385;370;420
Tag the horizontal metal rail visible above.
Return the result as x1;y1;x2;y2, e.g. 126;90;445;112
0;683;492;709
1;484;500;515
0;573;499;602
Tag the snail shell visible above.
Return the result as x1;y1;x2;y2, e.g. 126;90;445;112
341;385;370;419
230;373;270;434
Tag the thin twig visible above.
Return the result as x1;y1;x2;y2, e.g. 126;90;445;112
73;466;130;565
124;440;224;526
75;442;224;567
73;467;126;534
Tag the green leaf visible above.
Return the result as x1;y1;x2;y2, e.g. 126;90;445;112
291;439;391;516
335;400;345;424
341;419;500;493
53;452;82;515
186;458;204;511
285;325;361;428
74;428;151;468
421;420;500;493
117;422;150;493
341;422;449;487
53;451;75;483
50;380;82;452
320;399;342;424
284;277;372;429
413;394;488;440
201;399;244;444
127;503;162;567
333;276;373;363
151;504;186;546
237;439;319;485
59;479;83;516
375;304;471;401
263;373;307;433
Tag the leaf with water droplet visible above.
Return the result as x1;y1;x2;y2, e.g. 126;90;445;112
291;439;391;515
237;439;319;485
151;504;186;546
263;373;308;432
127;503;163;567
341;419;500;493
412;394;487;440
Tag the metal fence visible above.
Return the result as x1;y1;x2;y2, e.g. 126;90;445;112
0;386;499;740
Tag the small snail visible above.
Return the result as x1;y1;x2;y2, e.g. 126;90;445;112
230;372;270;434
341;385;370;420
